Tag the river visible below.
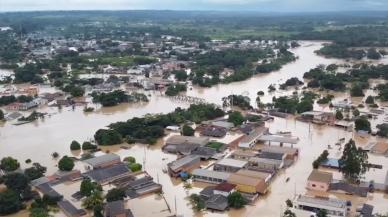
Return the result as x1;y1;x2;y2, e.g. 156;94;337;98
1;41;388;217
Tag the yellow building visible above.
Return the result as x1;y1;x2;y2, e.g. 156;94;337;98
227;173;267;194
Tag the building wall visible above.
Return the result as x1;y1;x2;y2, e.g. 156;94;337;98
307;181;330;192
231;183;256;193
213;164;241;173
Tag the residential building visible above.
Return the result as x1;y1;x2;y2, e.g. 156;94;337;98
83;153;121;170
260;146;299;160
227;173;267;194
167;155;201;177
124;175;162;198
205;194;229;211
192;169;231;184
230;150;257;161
248;157;283;170
213;158;247;173
238;127;268;148
163;136;209;155
299;111;335;125
213;182;236;197
83;163;132;185
58;200;87;217
104;200;134;217
293;194;348;217
235;169;272;183
307;170;333;192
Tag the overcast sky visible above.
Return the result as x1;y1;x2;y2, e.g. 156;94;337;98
1;0;388;12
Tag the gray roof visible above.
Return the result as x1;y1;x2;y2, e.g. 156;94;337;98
359;204;374;217
192;169;231;180
84;163;130;183
296;195;347;209
36;183;63;198
58;200;86;217
215;158;247;168
104;200;134;217
205;194;229;211
200;186;215;199
168;155;201;171
258;152;285;160
166;135;209;146
31;176;50;187
83;153;120;167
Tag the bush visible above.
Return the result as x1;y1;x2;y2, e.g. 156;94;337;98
355;117;371;132
0;190;23;215
182;124;195;136
0;157;20;172
106;188;126;202
82;142;97;150
228;111;245;126
94;129;122;146
58;156;74;171
227;192;247;209
129;163;142;172
365;95;374;104
70;141;81;150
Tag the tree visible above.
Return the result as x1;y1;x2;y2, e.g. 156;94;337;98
182;124;195;136
283;209;296;217
339;139;369;182
0;109;4;120
376;124;388;138
350;83;364;97
82;141;97;150
70;141;81;150
0;157;20;172
355;117;371;132
3;173;29;192
335;110;344;120
80;179;101;197
124;156;136;164
82;191;103;210
365;95;374;104
317;209;328;217
353;109;360;117
189;194;205;212
70;86;85;97
285;199;293;208
24;163;47;181
129;163;142;172
58;156;74;171
0;190;23;215
227;192;247;209
30;207;51;217
94;129;122;146
93;204;103;217
105;188;126;202
313;150;329;169
174;70;188;81
228;111;245;126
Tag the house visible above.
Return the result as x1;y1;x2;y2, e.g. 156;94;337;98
213;182;236;197
213;158;247;173
167;155;201;177
4;111;23;121
35;183;63;199
370;142;388;156
258;152;286;161
210;120;234;130
227;173;267;194
199;186;215;200
293;194;348;217
320;158;340;169
235;169;272;183
205;194;229;211
299;111;335;124
83;153;121;170
238;127;269;148
307;170;333;192
260;146;299;160
83;163;132;185
190;147;217;160
329;181;369;197
163;136;209;155
104;200;134;217
200;126;227;138
230;150;257;161
124;175;162;198
248;157;283;170
192;169;231;184
58;200;87;217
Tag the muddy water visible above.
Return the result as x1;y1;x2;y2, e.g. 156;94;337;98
1;41;388;217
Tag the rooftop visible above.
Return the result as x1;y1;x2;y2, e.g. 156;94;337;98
215;158;247;168
83;163;130;183
258;151;286;160
214;182;236;192
192;168;231;180
166;135;209;146
105;200;134;217
296;195;347;209
83;153;120;167
58;200;86;217
308;170;333;184
168;155;201;171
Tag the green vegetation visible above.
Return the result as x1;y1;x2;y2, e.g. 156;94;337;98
173;70;188;81
376;84;388;101
80;179;102;197
105;188;126;202
94;129;123;146
129;163;142;172
317;95;334;104
0;190;24;215
206;142;225;151
304;67;346;91
58;156;74;171
0;157;20;172
273;92;316;114
18;111;44;122
365;95;375;104
189;194;205;212
355;117;371;132
339;139;369;182
336;110;344;120
101;104;224;145
222;95;252;110
24;163;47;181
82;141;97;150
279;77;303;90
0;109;4;121
227;192;247;209
165;84;187;96
312;150;329;169
228;111;245;126
82;190;103;210
376;124;388;138
91;90;148;107
182;124;195;136
70;140;81;150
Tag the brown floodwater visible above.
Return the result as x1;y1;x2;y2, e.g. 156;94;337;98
1;41;388;217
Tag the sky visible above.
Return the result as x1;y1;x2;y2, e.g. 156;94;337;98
1;0;388;12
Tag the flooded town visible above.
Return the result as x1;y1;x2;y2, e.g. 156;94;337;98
1;8;388;217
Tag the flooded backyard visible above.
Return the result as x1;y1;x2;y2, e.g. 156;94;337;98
1;41;388;216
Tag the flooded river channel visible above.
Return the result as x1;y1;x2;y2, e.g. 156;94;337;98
1;41;388;217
